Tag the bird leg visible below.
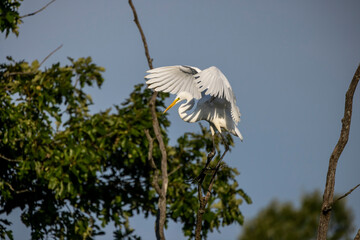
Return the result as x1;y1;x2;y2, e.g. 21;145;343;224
193;134;216;183
193;133;229;185
207;135;216;161
213;133;229;170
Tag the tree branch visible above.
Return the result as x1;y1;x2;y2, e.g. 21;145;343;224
5;71;34;77
20;0;56;18
168;165;181;177
129;1;167;239
317;64;360;240
195;162;221;240
128;0;153;70
39;44;63;67
4;182;30;194
195;141;229;240
0;154;22;163
4;44;63;78
144;129;162;195
335;183;360;202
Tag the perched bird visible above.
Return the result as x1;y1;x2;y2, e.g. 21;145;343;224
145;65;243;180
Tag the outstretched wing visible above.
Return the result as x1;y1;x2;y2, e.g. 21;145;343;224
195;66;241;123
145;65;202;99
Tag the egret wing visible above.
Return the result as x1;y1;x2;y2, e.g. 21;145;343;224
145;66;202;99
195;66;241;123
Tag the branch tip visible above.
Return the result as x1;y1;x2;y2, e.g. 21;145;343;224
20;0;56;18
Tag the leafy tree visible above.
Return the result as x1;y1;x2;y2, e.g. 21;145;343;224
238;191;354;240
0;3;251;239
0;0;22;37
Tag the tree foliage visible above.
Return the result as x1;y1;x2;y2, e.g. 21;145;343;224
238;191;354;240
0;4;251;239
0;0;22;37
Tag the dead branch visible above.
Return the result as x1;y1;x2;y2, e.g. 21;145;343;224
39;44;63;67
317;64;360;240
20;0;56;18
335;183;360;202
128;0;153;69
128;1;167;239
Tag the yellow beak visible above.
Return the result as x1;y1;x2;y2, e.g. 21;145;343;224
163;98;180;113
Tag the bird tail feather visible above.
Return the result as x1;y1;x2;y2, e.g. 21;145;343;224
235;127;243;142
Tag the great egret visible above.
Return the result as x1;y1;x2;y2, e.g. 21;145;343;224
145;65;242;180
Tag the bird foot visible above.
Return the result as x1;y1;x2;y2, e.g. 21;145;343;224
207;150;215;159
193;149;215;184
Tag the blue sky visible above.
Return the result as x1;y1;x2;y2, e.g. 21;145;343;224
1;1;360;239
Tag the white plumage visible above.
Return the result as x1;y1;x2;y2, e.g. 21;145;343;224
145;65;243;141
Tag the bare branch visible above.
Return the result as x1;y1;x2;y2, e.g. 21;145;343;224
128;0;153;69
317;64;360;240
335;183;360;202
129;1;167;239
144;129;162;195
4;44;63;78
0;154;22;163
148;64;168;240
20;0;56;18
39;44;63;67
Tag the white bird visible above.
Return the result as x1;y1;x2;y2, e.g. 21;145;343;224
144;65;243;144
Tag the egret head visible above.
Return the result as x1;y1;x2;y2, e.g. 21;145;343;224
163;92;193;113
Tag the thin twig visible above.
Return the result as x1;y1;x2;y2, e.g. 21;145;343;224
335;183;360;202
20;0;56;18
4;182;29;194
317;64;360;240
0;154;22;163
4;44;63;78
168;165;181;176
39;44;63;67
5;182;15;191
